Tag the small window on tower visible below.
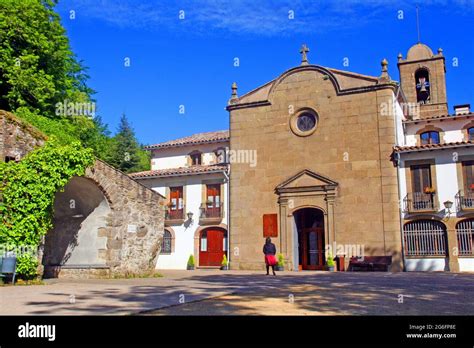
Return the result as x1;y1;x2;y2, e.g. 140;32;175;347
415;69;430;104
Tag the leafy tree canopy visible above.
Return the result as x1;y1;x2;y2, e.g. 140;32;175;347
0;0;149;169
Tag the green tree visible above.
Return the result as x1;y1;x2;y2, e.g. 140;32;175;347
0;0;94;114
109;114;149;173
0;0;115;160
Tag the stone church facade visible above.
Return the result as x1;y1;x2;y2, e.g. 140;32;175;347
227;47;405;271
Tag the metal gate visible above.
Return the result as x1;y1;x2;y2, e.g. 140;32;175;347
403;220;447;257
456;219;474;256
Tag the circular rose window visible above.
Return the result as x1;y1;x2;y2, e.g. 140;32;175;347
290;109;318;136
297;113;316;132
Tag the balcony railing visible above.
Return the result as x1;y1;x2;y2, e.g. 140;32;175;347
165;208;185;221
199;204;222;222
456;190;474;212
403;192;438;213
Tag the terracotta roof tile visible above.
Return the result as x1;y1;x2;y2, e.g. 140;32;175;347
129;165;228;179
145;130;229;150
393;140;474;153
404;112;474;123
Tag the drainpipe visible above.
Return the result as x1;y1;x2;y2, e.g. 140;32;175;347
223;167;230;268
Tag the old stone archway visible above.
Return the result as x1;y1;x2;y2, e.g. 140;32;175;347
40;160;166;278
42;176;111;277
0;110;166;279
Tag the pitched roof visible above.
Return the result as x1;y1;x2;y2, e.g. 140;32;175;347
129;165;228;179
393;140;474;153
404;112;474;124
145;130;229;150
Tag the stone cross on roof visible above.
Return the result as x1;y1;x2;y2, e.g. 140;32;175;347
300;44;310;65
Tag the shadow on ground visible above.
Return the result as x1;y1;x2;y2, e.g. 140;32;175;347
21;272;474;315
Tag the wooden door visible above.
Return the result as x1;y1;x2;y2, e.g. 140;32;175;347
206;184;221;218
199;228;225;266
302;227;325;270
411;164;432;193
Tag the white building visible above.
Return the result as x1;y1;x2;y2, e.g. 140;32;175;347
392;42;474;272
130;130;230;270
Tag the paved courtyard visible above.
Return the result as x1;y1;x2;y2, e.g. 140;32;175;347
1;270;473;315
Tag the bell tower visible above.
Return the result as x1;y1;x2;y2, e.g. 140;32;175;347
397;43;448;119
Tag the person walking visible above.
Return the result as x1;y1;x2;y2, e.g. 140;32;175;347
263;237;277;276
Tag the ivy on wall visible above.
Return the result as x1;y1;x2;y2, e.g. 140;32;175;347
0;137;95;277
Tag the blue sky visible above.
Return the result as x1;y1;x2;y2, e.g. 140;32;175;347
55;0;474;145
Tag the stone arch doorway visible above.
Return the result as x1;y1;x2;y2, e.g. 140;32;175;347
293;207;325;270
198;227;227;267
42;176;111;277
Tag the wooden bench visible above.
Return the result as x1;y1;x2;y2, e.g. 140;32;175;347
0;257;17;284
348;256;392;272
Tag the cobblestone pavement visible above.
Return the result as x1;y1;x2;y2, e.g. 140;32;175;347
1;270;473;315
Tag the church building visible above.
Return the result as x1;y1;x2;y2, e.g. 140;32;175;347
227;45;405;271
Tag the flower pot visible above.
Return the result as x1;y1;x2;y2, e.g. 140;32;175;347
328;266;335;272
220;265;228;270
275;266;284;271
187;265;195;270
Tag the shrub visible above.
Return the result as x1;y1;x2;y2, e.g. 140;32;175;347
187;255;195;267
221;254;228;267
326;251;335;267
277;253;285;267
16;253;39;280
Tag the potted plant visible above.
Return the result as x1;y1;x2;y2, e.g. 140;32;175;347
424;186;436;194
326;251;335;272
220;254;229;270
276;253;285;271
186;255;195;270
470;183;474;191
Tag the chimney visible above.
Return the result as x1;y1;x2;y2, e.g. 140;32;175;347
454;104;471;115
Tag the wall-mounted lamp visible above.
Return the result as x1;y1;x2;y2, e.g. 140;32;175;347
187;211;194;221
443;200;453;217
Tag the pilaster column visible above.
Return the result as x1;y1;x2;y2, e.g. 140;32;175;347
445;219;459;272
325;192;336;248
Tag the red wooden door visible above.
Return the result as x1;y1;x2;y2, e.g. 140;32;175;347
206;184;221;218
302;227;325;270
199;228;225;266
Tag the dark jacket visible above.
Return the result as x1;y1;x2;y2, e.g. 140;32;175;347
263;242;276;255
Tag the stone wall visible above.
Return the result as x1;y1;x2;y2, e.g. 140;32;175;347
0;110;46;161
42;160;166;278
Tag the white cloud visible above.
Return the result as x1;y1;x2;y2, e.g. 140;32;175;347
59;0;474;36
